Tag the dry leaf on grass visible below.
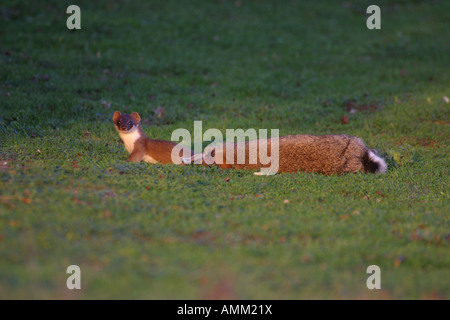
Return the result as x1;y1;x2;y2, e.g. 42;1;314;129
154;106;165;118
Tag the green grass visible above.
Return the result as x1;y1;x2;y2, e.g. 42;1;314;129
0;0;449;299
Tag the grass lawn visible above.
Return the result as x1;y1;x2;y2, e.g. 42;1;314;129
0;0;449;299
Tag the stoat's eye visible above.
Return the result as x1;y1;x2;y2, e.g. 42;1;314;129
117;120;121;125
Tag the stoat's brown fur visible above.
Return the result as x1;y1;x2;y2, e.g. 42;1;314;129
189;135;387;175
113;111;192;164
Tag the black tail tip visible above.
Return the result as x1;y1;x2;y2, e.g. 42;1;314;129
363;150;387;174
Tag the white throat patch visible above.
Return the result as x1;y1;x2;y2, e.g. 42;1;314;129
118;126;141;154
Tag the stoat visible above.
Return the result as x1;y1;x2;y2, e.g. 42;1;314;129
185;135;387;175
113;111;192;164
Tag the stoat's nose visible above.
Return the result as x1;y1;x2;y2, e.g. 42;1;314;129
120;125;127;131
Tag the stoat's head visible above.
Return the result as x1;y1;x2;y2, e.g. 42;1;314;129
113;111;141;133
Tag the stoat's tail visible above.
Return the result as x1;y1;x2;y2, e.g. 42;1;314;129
364;150;387;174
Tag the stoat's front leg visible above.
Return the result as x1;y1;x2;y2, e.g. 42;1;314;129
126;150;145;162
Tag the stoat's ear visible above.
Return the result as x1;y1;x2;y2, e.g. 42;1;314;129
113;111;121;122
130;112;141;123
